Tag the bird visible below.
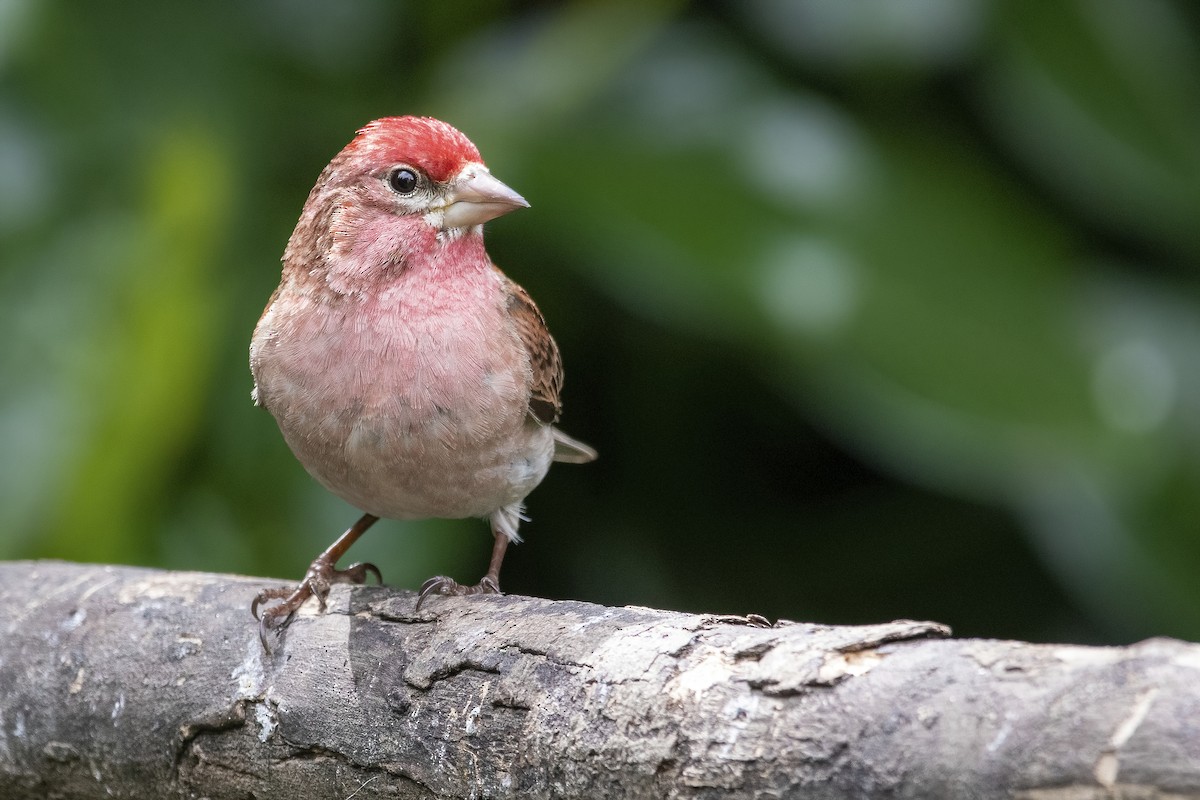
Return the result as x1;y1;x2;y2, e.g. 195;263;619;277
248;116;595;645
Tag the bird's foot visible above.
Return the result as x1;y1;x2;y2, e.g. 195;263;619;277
251;557;381;650
415;574;500;611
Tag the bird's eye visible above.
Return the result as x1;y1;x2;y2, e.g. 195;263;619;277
387;167;419;195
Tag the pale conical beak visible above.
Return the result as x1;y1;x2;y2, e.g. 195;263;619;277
442;164;529;228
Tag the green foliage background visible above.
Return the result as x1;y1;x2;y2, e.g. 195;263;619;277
3;1;1199;644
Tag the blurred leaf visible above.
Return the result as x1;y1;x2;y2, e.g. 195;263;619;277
431;0;685;145
41;126;232;562
504;22;1200;637
984;0;1200;258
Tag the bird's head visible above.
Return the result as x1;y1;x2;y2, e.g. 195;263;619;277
336;116;527;235
284;116;527;292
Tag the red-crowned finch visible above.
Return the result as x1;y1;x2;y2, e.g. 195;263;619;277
249;116;595;645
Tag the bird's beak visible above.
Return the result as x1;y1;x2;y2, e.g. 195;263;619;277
442;164;529;228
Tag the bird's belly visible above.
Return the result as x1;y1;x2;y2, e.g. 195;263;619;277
310;412;556;520
252;274;552;519
259;337;550;519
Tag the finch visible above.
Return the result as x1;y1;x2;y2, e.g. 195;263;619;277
249;116;595;644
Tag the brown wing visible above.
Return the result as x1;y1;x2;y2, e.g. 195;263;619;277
505;280;563;425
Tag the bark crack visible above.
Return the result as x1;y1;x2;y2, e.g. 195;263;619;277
173;698;251;780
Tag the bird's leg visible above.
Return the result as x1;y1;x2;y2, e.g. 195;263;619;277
251;512;382;649
416;524;511;611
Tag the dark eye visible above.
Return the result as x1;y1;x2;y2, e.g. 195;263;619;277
388;167;418;195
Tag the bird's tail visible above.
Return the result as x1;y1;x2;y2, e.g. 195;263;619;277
552;428;598;464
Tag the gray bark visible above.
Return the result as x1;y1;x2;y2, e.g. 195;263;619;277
0;561;1197;799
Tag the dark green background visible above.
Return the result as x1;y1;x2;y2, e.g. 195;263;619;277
3;1;1199;645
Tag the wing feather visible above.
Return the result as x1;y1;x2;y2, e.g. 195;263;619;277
504;280;563;425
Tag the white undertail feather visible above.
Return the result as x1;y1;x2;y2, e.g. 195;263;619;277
492;504;525;543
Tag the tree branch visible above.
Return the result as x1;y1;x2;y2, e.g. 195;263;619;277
1;561;1197;799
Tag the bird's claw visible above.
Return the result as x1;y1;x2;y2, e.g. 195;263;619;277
415;574;501;611
250;557;382;651
342;561;383;586
253;584;309;651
